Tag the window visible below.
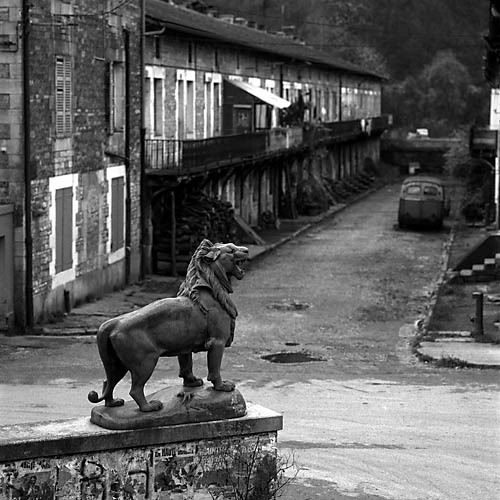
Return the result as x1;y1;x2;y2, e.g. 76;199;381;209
109;61;125;132
204;81;212;138
406;185;421;195
255;104;269;130
153;78;163;136
106;165;126;263
213;82;221;135
55;56;72;136
154;36;160;59
144;77;151;135
176;70;195;140
188;42;194;64
423;186;439;196
111;176;125;252
186;80;194;137
49;173;77;288
55;186;73;273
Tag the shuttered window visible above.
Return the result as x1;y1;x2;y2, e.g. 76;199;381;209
108;61;125;132
111;176;125;252
55;56;72;136
153;78;163;136
55;187;73;273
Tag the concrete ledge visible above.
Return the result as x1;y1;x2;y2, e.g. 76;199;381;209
0;403;282;462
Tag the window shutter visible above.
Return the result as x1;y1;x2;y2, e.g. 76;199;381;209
55;56;72;135
55;187;73;273
55;57;65;135
111;177;124;251
64;58;72;134
55;189;64;272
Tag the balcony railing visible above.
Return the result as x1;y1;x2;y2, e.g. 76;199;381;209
145;116;390;173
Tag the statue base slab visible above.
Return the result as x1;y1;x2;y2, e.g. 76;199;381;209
90;385;247;430
0;403;282;498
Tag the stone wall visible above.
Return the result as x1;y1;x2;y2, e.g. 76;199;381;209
0;404;283;500
24;0;143;323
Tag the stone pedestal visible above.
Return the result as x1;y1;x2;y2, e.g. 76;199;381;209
0;404;282;500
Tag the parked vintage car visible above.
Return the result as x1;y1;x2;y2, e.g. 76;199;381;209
398;175;450;229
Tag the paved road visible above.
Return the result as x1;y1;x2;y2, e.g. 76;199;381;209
1;184;499;499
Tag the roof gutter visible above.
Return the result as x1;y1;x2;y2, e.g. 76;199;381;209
145;26;166;36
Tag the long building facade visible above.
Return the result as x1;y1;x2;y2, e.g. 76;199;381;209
143;0;389;275
0;0;389;329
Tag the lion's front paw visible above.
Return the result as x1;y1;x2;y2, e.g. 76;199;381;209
140;399;163;412
213;380;235;392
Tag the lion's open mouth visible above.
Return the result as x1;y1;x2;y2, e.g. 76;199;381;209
234;254;249;279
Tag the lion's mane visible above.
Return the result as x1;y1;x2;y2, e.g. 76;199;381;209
177;239;238;320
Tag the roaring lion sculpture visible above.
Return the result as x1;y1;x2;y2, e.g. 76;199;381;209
88;239;249;412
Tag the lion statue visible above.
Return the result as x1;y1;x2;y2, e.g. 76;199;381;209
88;239;249;412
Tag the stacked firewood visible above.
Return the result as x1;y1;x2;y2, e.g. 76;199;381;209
322;171;376;203
154;191;238;275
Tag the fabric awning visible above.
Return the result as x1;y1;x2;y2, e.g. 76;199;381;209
226;79;291;109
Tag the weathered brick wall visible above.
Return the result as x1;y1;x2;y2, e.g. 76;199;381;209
30;179;51;297
25;1;143;319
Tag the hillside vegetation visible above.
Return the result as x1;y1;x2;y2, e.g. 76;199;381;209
186;0;491;134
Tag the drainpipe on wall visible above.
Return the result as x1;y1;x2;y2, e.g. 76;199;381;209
140;0;148;278
22;0;33;328
338;76;342;122
123;27;131;283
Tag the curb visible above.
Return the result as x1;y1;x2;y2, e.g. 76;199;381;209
412;223;500;370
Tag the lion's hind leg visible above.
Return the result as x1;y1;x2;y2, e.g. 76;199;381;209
89;323;127;407
129;354;163;412
178;353;203;387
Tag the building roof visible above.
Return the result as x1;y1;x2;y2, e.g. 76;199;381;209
146;0;386;80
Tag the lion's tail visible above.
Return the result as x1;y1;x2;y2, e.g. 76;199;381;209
87;319;124;404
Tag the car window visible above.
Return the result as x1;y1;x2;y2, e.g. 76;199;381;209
423;185;439;196
405;185;421;195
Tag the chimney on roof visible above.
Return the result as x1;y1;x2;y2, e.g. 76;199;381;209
219;14;234;23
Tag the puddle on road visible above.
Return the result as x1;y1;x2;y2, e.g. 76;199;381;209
267;300;312;311
261;352;325;363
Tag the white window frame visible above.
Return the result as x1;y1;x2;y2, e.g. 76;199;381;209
49;173;78;289
204;72;222;138
248;77;261;87
145;65;166;138
176;69;196;140
106;165;126;264
265;79;275;94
